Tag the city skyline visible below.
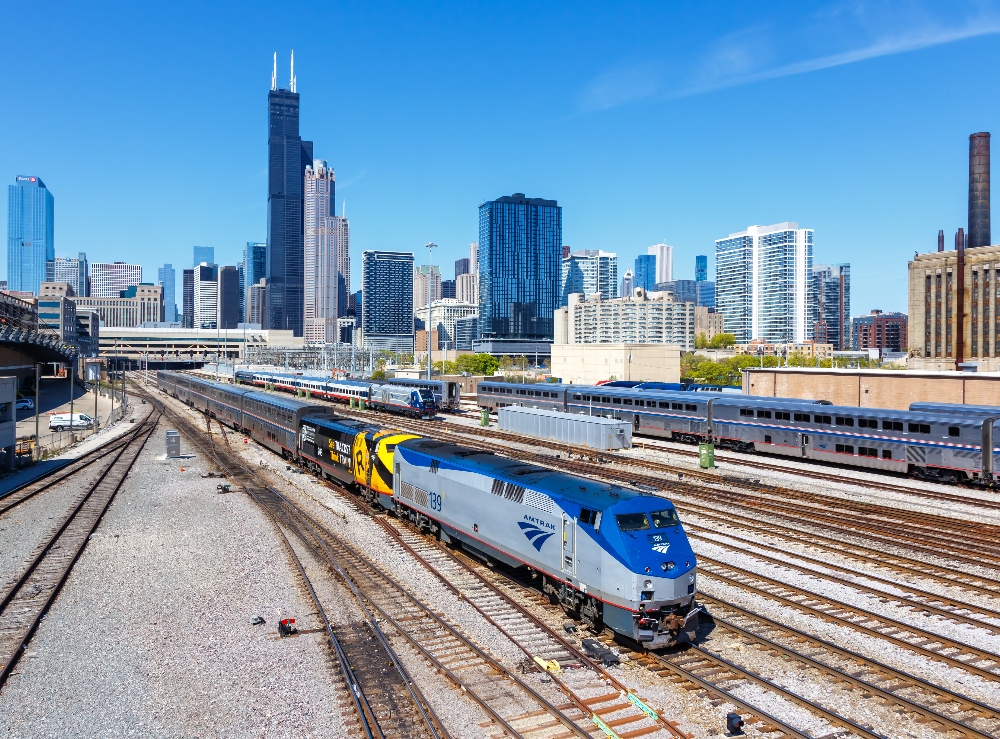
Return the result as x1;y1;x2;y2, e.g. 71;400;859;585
6;4;1000;315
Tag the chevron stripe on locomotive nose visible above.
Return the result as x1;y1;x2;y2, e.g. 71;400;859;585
518;522;556;550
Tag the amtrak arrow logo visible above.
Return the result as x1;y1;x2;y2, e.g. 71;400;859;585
652;543;671;554
518;522;555;551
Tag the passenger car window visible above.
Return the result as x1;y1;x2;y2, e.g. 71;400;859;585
740;409;754;417
650;509;680;528
658;402;670;408
908;423;931;434
775;411;790;420
685;404;698;411
835;417;855;427
793;413;809;422
615;513;650;531
814;415;831;424
623;399;632;405
672;403;683;410
948;427;960;437
757;410;772;419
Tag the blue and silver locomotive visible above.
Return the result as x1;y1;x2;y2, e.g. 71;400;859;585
392;438;700;648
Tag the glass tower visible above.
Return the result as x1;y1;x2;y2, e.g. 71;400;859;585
192;246;214;267
695;255;708;282
7;176;54;294
634;254;656;292
266;68;314;336
158;263;177;322
242;242;267;323
560;249;617;306
478;193;562;340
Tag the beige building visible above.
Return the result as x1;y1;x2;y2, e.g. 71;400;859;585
415;299;478;350
908;242;1000;370
744;366;1000;409
554;288;695;349
98;327;297;361
73;284;163;328
552;343;681;385
695;306;724;339
734;340;834;359
456;272;478;304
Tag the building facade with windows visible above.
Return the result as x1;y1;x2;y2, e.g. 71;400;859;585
553;288;696;350
695;254;708;282
716;222;813;344
303;159;340;343
218;266;241;329
809;263;851;349
158;263;177;322
647;244;673;284
907;238;1000;370
361;250;414;351
633;254;656;292
192;246;214;267
7;175;55;295
560;249;618;306
413;265;441;311
73;284;163;328
90;262;143;298
414;299;478;350
478;193;561;340
193;263;218;329
266;68;314;336
182;269;194;328
852;310;908;353
456;272;478;305
620;268;634;297
53;253;88;298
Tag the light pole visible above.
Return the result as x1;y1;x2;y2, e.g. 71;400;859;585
33;363;41;460
425;242;437;381
68;356;75;440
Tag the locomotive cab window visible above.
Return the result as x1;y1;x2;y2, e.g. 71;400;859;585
615;513;650;531
948;427;960;437
579;508;598;526
650;509;680;528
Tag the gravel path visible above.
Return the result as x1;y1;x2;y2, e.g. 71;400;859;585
0;421;343;738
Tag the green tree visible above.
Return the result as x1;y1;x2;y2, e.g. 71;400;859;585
370;369;388;380
708;333;736;348
695;333;710;349
456;353;499;376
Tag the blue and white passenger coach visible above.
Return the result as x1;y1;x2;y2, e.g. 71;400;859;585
392;439;701;648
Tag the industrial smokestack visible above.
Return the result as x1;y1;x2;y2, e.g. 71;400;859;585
938;229;945;252
957;227;966;365
969;132;991;248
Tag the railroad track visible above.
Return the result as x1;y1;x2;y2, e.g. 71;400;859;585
375;516;690;739
0;425;149;516
698;556;1000;683
147;384;613;739
697;594;1000;738
0;411;160;688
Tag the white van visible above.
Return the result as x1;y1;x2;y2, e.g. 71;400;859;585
49;413;95;431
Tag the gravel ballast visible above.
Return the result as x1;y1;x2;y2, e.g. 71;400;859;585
0;423;343;738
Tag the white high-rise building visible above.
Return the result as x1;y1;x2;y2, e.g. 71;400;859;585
620;268;634;297
469;242;479;275
647;244;673;284
304;159;340;344
336;214;350;314
560;249;618;306
456;272;478;304
52;253;88;297
193;262;219;329
715;222;813;344
90;262;142;298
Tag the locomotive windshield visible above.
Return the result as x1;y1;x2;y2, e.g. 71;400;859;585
650;509;680;528
616;513;650;531
418;389;435;401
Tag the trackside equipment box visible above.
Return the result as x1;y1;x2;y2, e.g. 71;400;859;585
498;405;632;450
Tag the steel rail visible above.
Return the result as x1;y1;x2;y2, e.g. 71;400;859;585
0;413;159;689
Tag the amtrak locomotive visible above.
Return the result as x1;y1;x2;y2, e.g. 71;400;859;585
478;382;1000;485
157;371;700;648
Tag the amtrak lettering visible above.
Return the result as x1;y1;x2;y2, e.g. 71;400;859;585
518;514;556;551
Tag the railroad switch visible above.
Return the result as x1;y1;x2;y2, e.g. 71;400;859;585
278;618;297;637
725;712;745;736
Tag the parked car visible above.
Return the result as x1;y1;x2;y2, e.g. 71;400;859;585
15;398;34;410
49;413;95;431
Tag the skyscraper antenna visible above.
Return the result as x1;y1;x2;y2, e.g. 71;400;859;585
271;53;277;91
290;50;296;93
342;201;345;218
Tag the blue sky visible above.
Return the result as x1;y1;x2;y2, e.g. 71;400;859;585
4;1;1000;315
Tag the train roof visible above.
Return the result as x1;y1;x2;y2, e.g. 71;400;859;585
399;438;666;511
302;414;379;431
241;388;329;413
909;402;1000;416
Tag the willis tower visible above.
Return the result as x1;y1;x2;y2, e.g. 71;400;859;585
266;52;313;335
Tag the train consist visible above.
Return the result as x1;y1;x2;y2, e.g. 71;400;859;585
234;369;462;416
478;382;1000;484
157;371;701;648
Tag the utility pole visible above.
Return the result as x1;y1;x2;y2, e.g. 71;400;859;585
33;364;41;460
68;357;75;440
425;242;437;381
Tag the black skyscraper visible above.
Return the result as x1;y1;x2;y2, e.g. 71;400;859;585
266;57;313;336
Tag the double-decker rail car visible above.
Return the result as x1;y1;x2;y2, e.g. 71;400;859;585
909;402;1000;417
476;382;569;412
392;438;700;648
386;378;462;411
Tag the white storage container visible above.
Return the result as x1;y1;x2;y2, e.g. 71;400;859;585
498;405;632;450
